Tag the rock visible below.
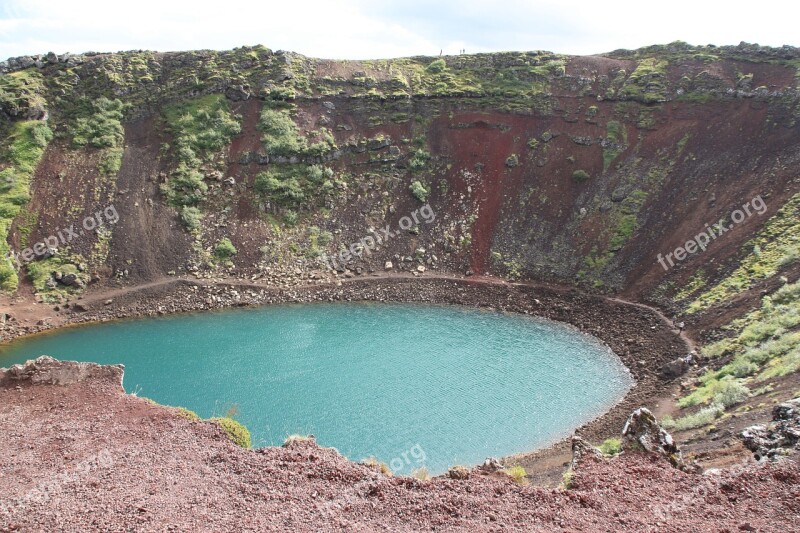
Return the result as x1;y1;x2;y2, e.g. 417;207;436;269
660;358;689;379
622;407;683;467
224;177;236;186
505;154;519;168
447;465;469;480
740;398;800;460
0;356;124;388
322;101;336;110
104;299;113;306
478;457;503;473
611;188;627;202
570;436;604;468
384;261;393;270
224;84;251;101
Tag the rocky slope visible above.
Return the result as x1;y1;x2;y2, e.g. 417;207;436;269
1;357;798;532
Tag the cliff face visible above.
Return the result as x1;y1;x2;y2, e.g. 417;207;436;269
0;42;799;325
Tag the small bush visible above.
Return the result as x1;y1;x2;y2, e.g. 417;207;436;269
561;469;574;489
502;465;528;484
670;403;724;431
363;457;393;476
598;437;623;456
411;467;431;480
409;148;430;171
426;59;446;73
180;206;203;231
573;169;590;182
409;180;430;202
211;417;251;448
214;238;237;261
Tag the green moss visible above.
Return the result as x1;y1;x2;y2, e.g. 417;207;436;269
0;120;53;292
175;407;201;421
688;193;800;313
606;120;624;142
620;58;668;104
25;254;89;301
254;163;335;211
162;94;240;208
211;417;251;448
0;69;47;118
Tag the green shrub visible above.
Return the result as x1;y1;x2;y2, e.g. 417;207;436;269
669;404;724;431
259;108;307;155
211;417;251;448
409;180;430;202
501;465;528;484
162;164;207;206
214;238;237;261
712;379;749;408
98;146;123;176
283;210;298;226
426;59;446;73
70;97;125;149
409;148;430;171
572;169;590;182
180;206;203;231
598;437;623;456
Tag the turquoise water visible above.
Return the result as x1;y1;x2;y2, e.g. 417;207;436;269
0;303;632;474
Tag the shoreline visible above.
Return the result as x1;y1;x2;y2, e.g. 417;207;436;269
0;274;689;473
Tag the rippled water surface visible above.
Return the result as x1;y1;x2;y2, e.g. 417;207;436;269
0;303;633;474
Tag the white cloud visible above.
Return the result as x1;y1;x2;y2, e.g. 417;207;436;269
0;0;798;60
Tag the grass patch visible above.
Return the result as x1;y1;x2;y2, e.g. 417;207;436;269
661;404;724;431
688;193;800;313
598;437;623;456
620;58;668;104
211;417;251;448
162;94;241;208
0;120;53;292
502;465;528;484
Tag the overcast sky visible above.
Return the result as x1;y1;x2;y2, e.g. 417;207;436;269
1;0;798;60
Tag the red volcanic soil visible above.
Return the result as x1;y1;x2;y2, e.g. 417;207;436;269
1;358;798;532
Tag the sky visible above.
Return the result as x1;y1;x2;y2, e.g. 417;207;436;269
0;0;798;60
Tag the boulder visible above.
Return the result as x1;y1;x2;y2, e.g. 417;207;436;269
740;398;800;461
622;407;683;467
570;436;603;468
660;357;689;379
